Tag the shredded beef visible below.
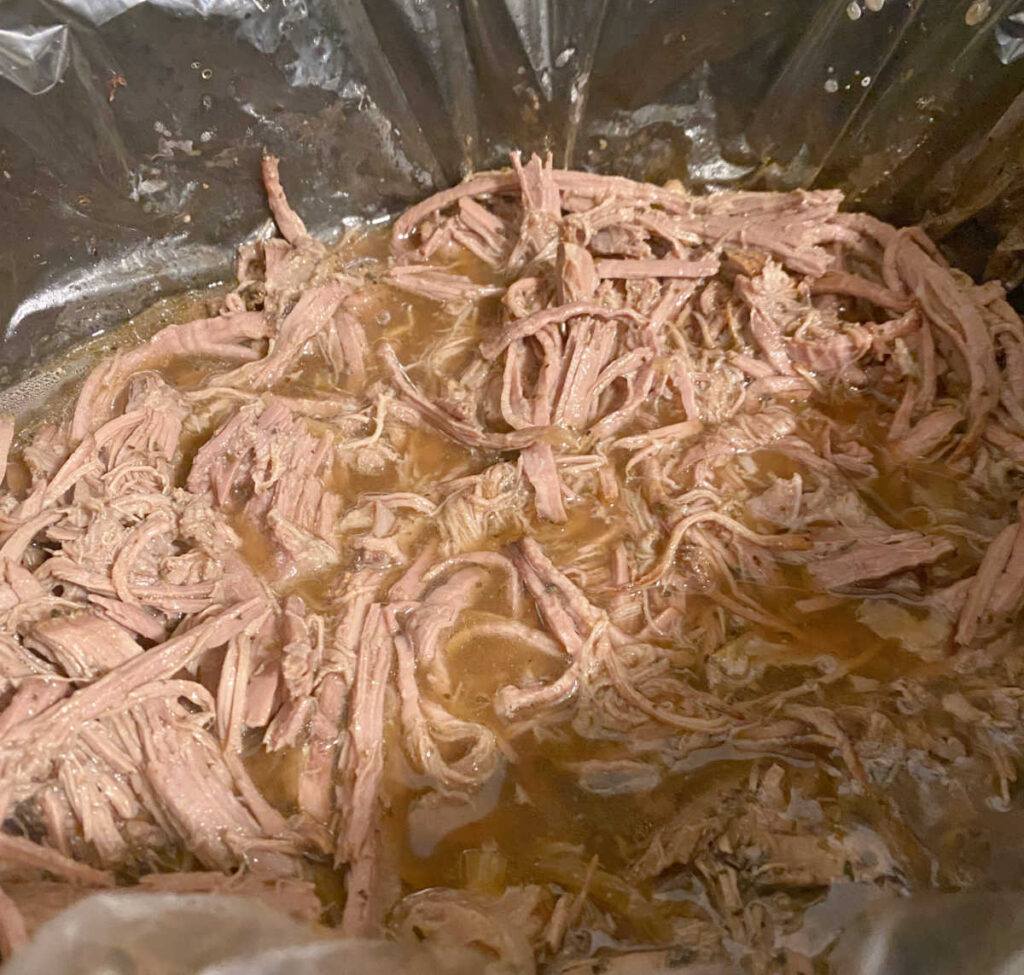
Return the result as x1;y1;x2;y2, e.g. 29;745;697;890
2;151;1024;973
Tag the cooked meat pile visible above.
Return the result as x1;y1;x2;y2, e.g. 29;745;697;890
2;153;1024;973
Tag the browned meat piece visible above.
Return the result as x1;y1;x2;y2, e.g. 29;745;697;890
337;604;393;936
521;444;567;522
594;256;720;279
480;301;641;362
0;834;112;886
452;196;511;266
26;613;141;679
956;520;1024;645
806;533;955;589
392;886;548;975
391;170;521;252
787;330;872;377
380;344;541;450
384;265;504;303
508;151;562;269
557;242;598;303
223;281;348;389
888;406;962;461
71;312;268;440
296;671;348;824
808;271;912;312
0;598;267;763
260;153;312;247
895;236;1001;447
133;700;290;872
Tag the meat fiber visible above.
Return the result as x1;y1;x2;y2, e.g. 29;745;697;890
336;604;392;936
806;532;956;590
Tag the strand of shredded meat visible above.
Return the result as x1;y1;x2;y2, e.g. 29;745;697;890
1;153;1024;974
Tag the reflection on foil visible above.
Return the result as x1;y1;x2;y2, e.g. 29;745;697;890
55;0;245;28
995;13;1024;65
504;0;554;98
0;24;69;95
4;238;231;339
588;64;753;187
